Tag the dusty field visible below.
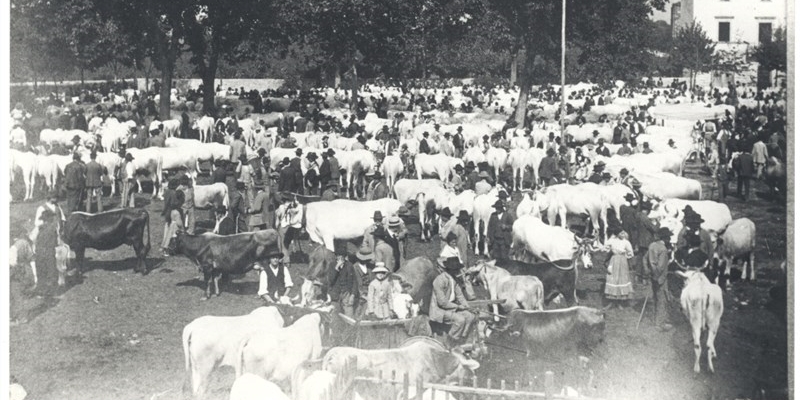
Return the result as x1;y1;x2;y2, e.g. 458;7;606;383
8;157;788;400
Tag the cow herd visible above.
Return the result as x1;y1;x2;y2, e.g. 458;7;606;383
9;79;784;399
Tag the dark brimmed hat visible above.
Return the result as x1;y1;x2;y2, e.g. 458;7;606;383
657;227;672;240
602;172;612;180
440;208;453;218
266;250;284;259
282;157;291;165
124;153;134;161
620;168;629;175
356;248;374;262
327;148;336;156
306;152;318;160
454;164;463;171
493;200;505;209
498;191;508;199
457;210;470;222
623;193;637;202
466;161;475;169
373;210;383;220
295;148;303;156
457;126;463;131
685;213;704;225
72;135;82;142
445;232;458;242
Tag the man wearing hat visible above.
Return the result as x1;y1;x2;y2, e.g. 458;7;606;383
487;199;514;260
644;227;674;331
146;125;166;148
464;161;479;191
361;211;385;254
453;126;465;158
248;183;274;230
30;191;67;254
304;152;320;195
449;164;465;193
119;153;137;208
618;192;659;283
429;252;476;343
329;248;374;318
373;226;398;273
213;206;236;235
676;210;714;261
278;157;297;194
641;142;654;154
419;132;431;155
595;138;611;157
366;171;388;201
538;148;559;187
438;208;456;244
230;180;249;234
63;152;87;214
327;148;341;191
255;250;293;303
732;147;754;201
321;180;339;201
84;151;104;213
385;215;408;265
617;138;633;156
439;132;455;157
276;194;302;263
587;161;605;184
475;171;493;195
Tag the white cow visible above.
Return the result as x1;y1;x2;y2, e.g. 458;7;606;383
125;147;163;198
195;116;215;143
538;183;609;239
633;171;703;200
415;153;463;183
305;198;403;251
472;187;503;255
229;374;291;400
157;148;201;198
515;191;542;219
511;214;596;268
338;149;378;199
160;119;182;138
181;307;284;398
193;183;230;209
506;148;530;191
11;150;40;200
416;187;476;240
485;147;508;180
296;370;337;400
35;154;61;193
381;155;405;197
39;129;92;148
235;313;324;384
677;270;724;373
462;146;486;167
648;199;732;236
714;218;756;281
393;179;445;206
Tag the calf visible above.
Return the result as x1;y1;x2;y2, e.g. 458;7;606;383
229;373;291;400
676;270;724;373
182;307;284;398
713;218;756;282
62;209;151;275
491;258;580;306
172;230;280;299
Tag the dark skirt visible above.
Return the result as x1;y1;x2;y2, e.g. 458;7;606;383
34;223;59;296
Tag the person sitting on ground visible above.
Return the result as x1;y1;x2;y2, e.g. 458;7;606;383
366;262;394;320
429;256;476;343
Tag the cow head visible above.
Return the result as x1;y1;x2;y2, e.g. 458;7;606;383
574;235;599;269
443;348;481;384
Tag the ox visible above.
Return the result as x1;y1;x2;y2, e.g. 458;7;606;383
172;230;280;299
182;307;284;398
676;270;724;373
713;218;756;281
649;199;732;236
538;183;609;240
230;374;291;400
489;307;605;357
62;209;151;275
10;150;37;201
381;154;405;196
195;116;216;143
193;183;229;209
235;313;324;388
465;261;544;316
393;179;445;206
304;198;402;252
415;153;463;183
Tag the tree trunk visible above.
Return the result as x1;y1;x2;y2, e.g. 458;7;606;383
201;52;220;116
80;67;85;88
510;48;520;85
350;62;358;113
159;52;174;119
513;48;531;128
334;65;341;89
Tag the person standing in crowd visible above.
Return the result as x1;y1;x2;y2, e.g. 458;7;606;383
538;148;559;187
587;162;605;184
487;200;513;261
73;108;88;131
450;164;464;193
617;138;633;156
641;142;654;154
230;131;247;163
557;146;571;183
733;148;754;201
429;257;475;344
618;193;658;284
603;226;634;310
212;160;229;184
366;263;393;320
361;211;385;254
161;179;185;256
595;138;611;157
438;208;456;243
716;161;729;201
276;194;303;263
178;176;196;235
305;152;320;196
319;151;332;187
213;206;236;235
385;215;408;266
644;227;674;331
255;251;293;303
751;134;768;179
63;152;86;214
30;191;66;255
278;158;296;194
419;132;431;154
676;210;714;266
329;249;374;318
236;155;256;208
366;171;388;200
119;153;137;208
291;148;305;195
84;152;104;213
248;184;273;231
147;125;166;148
230;181;249;234
33;208;62;296
464;162;479;191
373;227;398;272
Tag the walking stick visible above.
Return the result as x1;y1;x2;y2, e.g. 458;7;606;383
636;294;649;330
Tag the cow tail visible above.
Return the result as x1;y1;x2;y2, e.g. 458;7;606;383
181;327;193;394
416;192;426;238
234;337;248;378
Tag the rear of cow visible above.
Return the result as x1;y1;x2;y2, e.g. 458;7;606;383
62;209;151;275
713;218;757;282
677;270;724;373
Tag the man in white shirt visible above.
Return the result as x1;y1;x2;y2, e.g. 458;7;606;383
255;251;293;303
120;153;137;208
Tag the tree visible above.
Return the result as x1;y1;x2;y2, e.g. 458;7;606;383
670;20;715;90
182;0;273;115
751;27;787;73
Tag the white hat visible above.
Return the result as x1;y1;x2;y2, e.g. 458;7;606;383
372;263;389;274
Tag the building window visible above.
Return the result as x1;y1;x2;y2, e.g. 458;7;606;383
718;22;730;42
759;23;773;43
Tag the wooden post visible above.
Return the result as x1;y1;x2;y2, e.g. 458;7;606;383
514;381;520;392
544;371;555;400
487;378;492;400
500;380;507;400
415;377;424;400
404;372;410;400
472;376;478;400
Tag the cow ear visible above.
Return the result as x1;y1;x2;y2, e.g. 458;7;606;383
675;270;689;280
487;260;496;267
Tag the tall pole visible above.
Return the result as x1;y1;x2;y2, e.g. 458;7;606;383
560;0;566;138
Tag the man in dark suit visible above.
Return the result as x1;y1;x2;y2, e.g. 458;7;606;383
63;152;86;214
213;206;236;235
84;152;105;212
487;200;514;261
419;132;431;154
733;148;755;201
229;181;249;233
618;194;658;283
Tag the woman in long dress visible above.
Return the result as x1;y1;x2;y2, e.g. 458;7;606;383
34;209;60;297
604;226;635;310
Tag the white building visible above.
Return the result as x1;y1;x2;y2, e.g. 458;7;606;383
671;0;787;53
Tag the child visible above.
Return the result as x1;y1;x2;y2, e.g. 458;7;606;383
390;278;415;319
366;262;393;320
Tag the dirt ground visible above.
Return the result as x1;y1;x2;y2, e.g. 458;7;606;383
8;154;788;400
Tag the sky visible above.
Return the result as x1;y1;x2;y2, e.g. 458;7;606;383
652;0;673;23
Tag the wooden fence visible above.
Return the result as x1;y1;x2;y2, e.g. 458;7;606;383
317;356;604;400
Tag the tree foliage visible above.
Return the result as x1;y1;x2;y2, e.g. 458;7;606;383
751;27;787;72
670;20;715;89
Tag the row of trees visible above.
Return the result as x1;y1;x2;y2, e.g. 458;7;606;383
10;0;785;119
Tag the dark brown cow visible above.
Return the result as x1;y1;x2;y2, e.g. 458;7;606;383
62;209;151;275
489;258;580;306
391;257;439;315
491;306;605;357
172;230;280;299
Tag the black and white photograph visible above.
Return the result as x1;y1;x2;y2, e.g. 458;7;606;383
3;0;793;398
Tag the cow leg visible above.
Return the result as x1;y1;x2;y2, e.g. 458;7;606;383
137;177;144;194
690;307;703;373
214;273;221;297
748;251;755;281
706;311;721;374
73;247;86;277
202;271;212;300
